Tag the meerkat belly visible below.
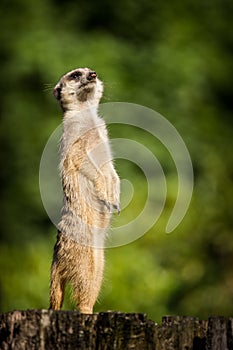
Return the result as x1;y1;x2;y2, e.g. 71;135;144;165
59;173;110;246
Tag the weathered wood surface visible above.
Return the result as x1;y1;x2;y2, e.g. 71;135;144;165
0;310;232;350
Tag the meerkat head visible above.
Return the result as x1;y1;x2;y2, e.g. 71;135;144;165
53;67;103;111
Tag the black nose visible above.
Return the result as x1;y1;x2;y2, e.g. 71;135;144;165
87;71;97;80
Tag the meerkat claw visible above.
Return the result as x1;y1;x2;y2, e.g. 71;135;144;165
101;201;120;214
106;201;111;211
101;199;111;211
113;204;121;215
110;203;120;214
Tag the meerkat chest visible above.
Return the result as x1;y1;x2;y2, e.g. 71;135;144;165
88;122;109;146
85;120;112;171
60;112;111;169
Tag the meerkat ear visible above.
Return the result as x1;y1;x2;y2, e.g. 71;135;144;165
53;84;62;100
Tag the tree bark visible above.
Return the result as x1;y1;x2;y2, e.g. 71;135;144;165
0;310;232;349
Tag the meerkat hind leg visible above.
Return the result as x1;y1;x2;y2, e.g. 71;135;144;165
50;263;65;310
71;247;104;314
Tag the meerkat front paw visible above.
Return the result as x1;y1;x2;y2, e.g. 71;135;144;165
95;172;120;214
102;200;120;214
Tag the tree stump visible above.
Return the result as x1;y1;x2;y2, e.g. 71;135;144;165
0;310;232;349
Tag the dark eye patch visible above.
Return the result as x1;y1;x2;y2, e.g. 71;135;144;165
69;71;82;80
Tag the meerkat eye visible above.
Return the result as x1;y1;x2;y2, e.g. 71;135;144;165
69;71;82;80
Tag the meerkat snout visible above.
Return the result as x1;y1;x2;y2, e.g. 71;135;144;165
87;71;97;80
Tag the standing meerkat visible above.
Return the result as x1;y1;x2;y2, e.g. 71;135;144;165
50;67;120;313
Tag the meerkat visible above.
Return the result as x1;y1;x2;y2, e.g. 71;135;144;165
49;67;120;313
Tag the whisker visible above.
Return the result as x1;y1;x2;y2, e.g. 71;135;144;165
102;79;120;89
102;94;113;102
43;83;54;92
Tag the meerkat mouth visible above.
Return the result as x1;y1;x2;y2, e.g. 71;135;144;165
80;81;96;88
78;81;96;95
77;82;96;101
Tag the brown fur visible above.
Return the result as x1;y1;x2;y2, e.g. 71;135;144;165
49;68;120;313
50;233;104;313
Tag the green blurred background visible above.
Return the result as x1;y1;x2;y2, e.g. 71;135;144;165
0;0;233;322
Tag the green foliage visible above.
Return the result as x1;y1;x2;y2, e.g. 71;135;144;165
0;0;232;321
